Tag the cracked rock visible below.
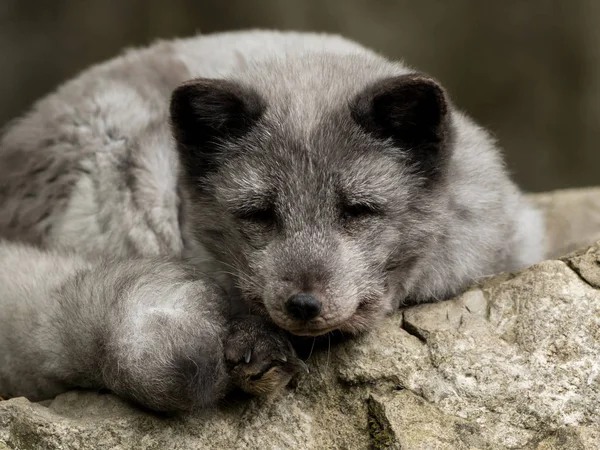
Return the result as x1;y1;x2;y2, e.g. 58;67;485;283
1;188;600;449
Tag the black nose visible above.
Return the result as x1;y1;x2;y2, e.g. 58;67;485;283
285;293;322;321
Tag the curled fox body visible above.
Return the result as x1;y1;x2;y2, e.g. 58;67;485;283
0;30;544;412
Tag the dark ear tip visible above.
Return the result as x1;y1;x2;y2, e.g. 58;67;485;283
169;79;202;119
170;78;266;123
169;79;215;112
400;74;444;89
169;78;221;108
386;74;449;116
410;74;448;112
170;78;201;99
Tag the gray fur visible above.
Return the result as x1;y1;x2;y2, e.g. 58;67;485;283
0;30;545;412
0;242;229;412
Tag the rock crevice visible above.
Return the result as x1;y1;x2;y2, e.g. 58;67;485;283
2;187;600;449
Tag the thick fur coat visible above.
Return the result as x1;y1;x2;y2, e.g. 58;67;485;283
0;30;545;412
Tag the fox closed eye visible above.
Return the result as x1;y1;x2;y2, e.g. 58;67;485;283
339;202;384;226
235;205;278;227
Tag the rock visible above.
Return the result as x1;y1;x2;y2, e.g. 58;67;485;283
528;186;600;259
2;188;600;449
564;241;600;289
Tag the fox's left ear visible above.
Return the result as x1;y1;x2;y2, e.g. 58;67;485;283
350;74;451;179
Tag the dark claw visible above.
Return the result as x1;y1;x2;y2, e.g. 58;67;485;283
224;315;308;396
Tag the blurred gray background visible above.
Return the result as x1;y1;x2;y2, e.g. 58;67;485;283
1;0;598;192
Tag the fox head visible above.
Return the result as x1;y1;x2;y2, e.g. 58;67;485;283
170;55;471;336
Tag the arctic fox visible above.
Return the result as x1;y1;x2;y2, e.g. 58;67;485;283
0;30;544;412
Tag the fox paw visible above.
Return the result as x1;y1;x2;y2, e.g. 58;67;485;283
225;315;308;396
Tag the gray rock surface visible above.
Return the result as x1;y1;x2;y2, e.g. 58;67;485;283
1;187;600;449
529;186;600;258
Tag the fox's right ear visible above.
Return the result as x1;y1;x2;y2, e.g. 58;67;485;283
170;78;266;178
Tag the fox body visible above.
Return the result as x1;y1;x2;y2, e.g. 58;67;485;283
0;30;544;412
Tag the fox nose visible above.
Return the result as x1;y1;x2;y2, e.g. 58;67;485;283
285;293;322;321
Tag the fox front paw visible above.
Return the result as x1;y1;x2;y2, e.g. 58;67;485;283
225;315;308;396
